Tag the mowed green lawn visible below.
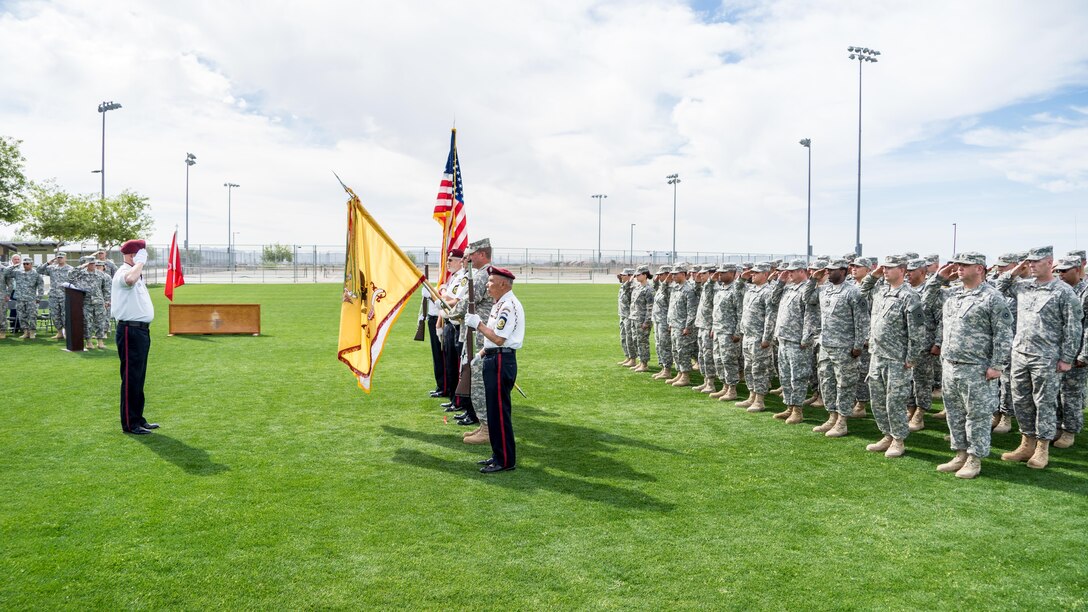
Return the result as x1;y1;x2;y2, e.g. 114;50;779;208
2;283;1086;609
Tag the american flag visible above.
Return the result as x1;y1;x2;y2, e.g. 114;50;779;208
433;129;468;282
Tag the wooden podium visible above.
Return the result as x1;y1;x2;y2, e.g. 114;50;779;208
168;304;261;336
63;285;87;352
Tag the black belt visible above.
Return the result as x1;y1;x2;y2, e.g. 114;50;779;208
945;359;979;366
118;320;150;329
484;348;515;355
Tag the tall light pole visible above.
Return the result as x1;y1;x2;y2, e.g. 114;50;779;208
184;153;197;252
225;182;240;271
591;194;607;266
800;139;812;264
667;173;680;263
630;223;636;265
952;222;958;255
847;45;880;257
96;101;122;201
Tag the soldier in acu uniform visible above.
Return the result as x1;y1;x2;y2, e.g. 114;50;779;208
617;269;635;366
710;264;743;401
989;252;1027;433
627;265;654;372
905;257;943;432
770;259;819;424
693;264;720;393
650;265;674;379
37;252;75;339
996;246;1083;470
451;239;497;446
665;263;698;387
849;257;875;418
736;262;778;412
1054;255;1088;449
923;253;1013;478
3;257;44;338
812;259;869;438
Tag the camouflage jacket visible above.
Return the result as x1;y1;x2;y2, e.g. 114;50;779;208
740;281;778;343
923;276;1013;368
863;278;926;362
3;267;44;300
651;279;672;326
773;278;819;346
712;281;741;336
618;280;633;318
36;263;74;294
451;264;496;343
818;280;869;350
667;280;697;329
628;281;653;323
997;273;1083;362
70;267;111;304
1071;280;1088;363
694;280;716;329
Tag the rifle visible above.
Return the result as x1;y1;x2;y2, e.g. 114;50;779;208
413;263;428;341
454;260;474;398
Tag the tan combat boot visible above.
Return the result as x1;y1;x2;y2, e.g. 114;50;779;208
745;394;766;413
908;409;926;432
28;331;35;339
692;379;709;392
709;385;729;399
850;401;867;418
992;413;1012;435
0;332;5;339
773;405;793;420
652;368;670;380
617;358;630;366
769;386;783;397
720;385;738;401
463;425;482;439
813;412;836;433
866;435;893;452
1053;430;1075;449
464;424;490;445
51;333;63;340
1000;435;1036;462
932;387;943;399
1027;439;1050;469
700;378;718;394
665;370;681;384
785;406;804;425
932;409;947;420
671;372;691;387
802;392;820;406
884;438;905;458
955;455;982;479
633;361;649;372
937;450;968;472
735;392;755;408
810;394;825;408
20;331;29;339
826;414;849;437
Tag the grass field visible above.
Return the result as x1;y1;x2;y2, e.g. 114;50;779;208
3;283;1086;610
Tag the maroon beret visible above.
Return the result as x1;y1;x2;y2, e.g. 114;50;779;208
487;265;515;281
448;248;464;258
120;239;146;255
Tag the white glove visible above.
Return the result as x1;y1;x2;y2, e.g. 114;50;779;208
471;355;482;368
465;313;481;329
134;249;148;265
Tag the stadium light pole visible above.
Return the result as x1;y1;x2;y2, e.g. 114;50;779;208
96;101;122;201
800;139;812;264
184;153;197;252
591;194;607;266
630;223;636;265
847;46;880;257
667;174;680;263
225;182;240;271
952;222;957;255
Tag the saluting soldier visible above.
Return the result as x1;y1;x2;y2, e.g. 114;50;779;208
812;259;869;438
693;264;720;393
617;269;635;366
770;259;819;424
650;265;674;379
996;246;1083;470
710;264;743;401
1055;255;1088;449
0;255;14;339
736;262;778;412
989;252;1027;433
665;263;698;387
906;257;943;432
37;252;75;339
94;250;118;276
3;257;44;339
849;257;875;418
627;265;654;372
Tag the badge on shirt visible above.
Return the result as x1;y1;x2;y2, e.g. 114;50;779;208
497;316;507;330
460;278;468;287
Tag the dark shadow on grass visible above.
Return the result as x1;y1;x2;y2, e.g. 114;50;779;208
132;433;230;476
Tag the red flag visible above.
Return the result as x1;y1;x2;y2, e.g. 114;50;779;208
165;230;185;301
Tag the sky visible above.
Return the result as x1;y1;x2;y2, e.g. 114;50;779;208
1;0;1086;260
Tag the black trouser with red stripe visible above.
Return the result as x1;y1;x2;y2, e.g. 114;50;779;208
427;315;446;393
483;349;517;468
442;324;463;401
116;322;151;432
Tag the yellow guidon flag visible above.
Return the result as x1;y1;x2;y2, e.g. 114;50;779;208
337;183;431;392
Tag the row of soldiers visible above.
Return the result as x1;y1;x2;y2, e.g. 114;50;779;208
1;251;116;347
615;246;1086;479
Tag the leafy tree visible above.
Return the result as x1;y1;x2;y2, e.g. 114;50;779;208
84;190;154;248
262;243;293;263
20;180;89;243
0;136;29;225
21;184;154;248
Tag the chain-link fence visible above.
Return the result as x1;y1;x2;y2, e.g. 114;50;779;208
139;244;805;285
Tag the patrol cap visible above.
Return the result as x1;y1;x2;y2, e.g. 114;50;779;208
811;258;829;269
925;253;940;265
770;259;783;268
55;251;67;258
1014;251;1029;261
903;251;920;260
704;263;719;273
996;252;1020;266
750;262;772;273
635;264;651;275
882;255;908;268
94;260;106;267
906;258;928;271
824;258;850;270
691;264;705;273
1067;250;1086;263
1025;245;1053;261
621;268;635;275
80;255;95;264
486;265;515;281
950;252;987;266
655;265;672;275
841;253;857;262
671;263;690;274
741;262;754;269
785;258;807;271
22;257;34;264
1054;257;1081;272
447;248;464;258
718;263;738;273
465;238;491;255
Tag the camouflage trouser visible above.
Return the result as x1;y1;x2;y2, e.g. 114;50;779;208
469;334;487;426
998;370;1014;415
776;340;811;406
630;319;651;363
933;357;943;389
670;328;696;373
908;351;937;411
942;361;998;458
696;328;717;378
742;336;773;395
93;304;110;338
619;319;631;358
48;291;65;331
1010;351;1060;441
713;331;741;385
83;302;109;339
855;345;871;402
0;301;7;333
868;356;912;440
16;300;37;331
1058;366;1087;435
818;346;858;417
654;322;672;368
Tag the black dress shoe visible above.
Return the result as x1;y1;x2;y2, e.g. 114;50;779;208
440;401;454;408
480;463;515;474
124;426;153;435
457;417;480;426
443;405;461;413
429;391;444;398
142;423;160;430
477;457;495;466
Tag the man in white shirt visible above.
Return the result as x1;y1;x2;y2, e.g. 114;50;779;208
465;265;525;473
111;239;158;435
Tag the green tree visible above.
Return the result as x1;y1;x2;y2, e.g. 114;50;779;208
0;136;29;225
20;180;89;243
22;184;155;248
262;243;293;263
84;190;154;248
